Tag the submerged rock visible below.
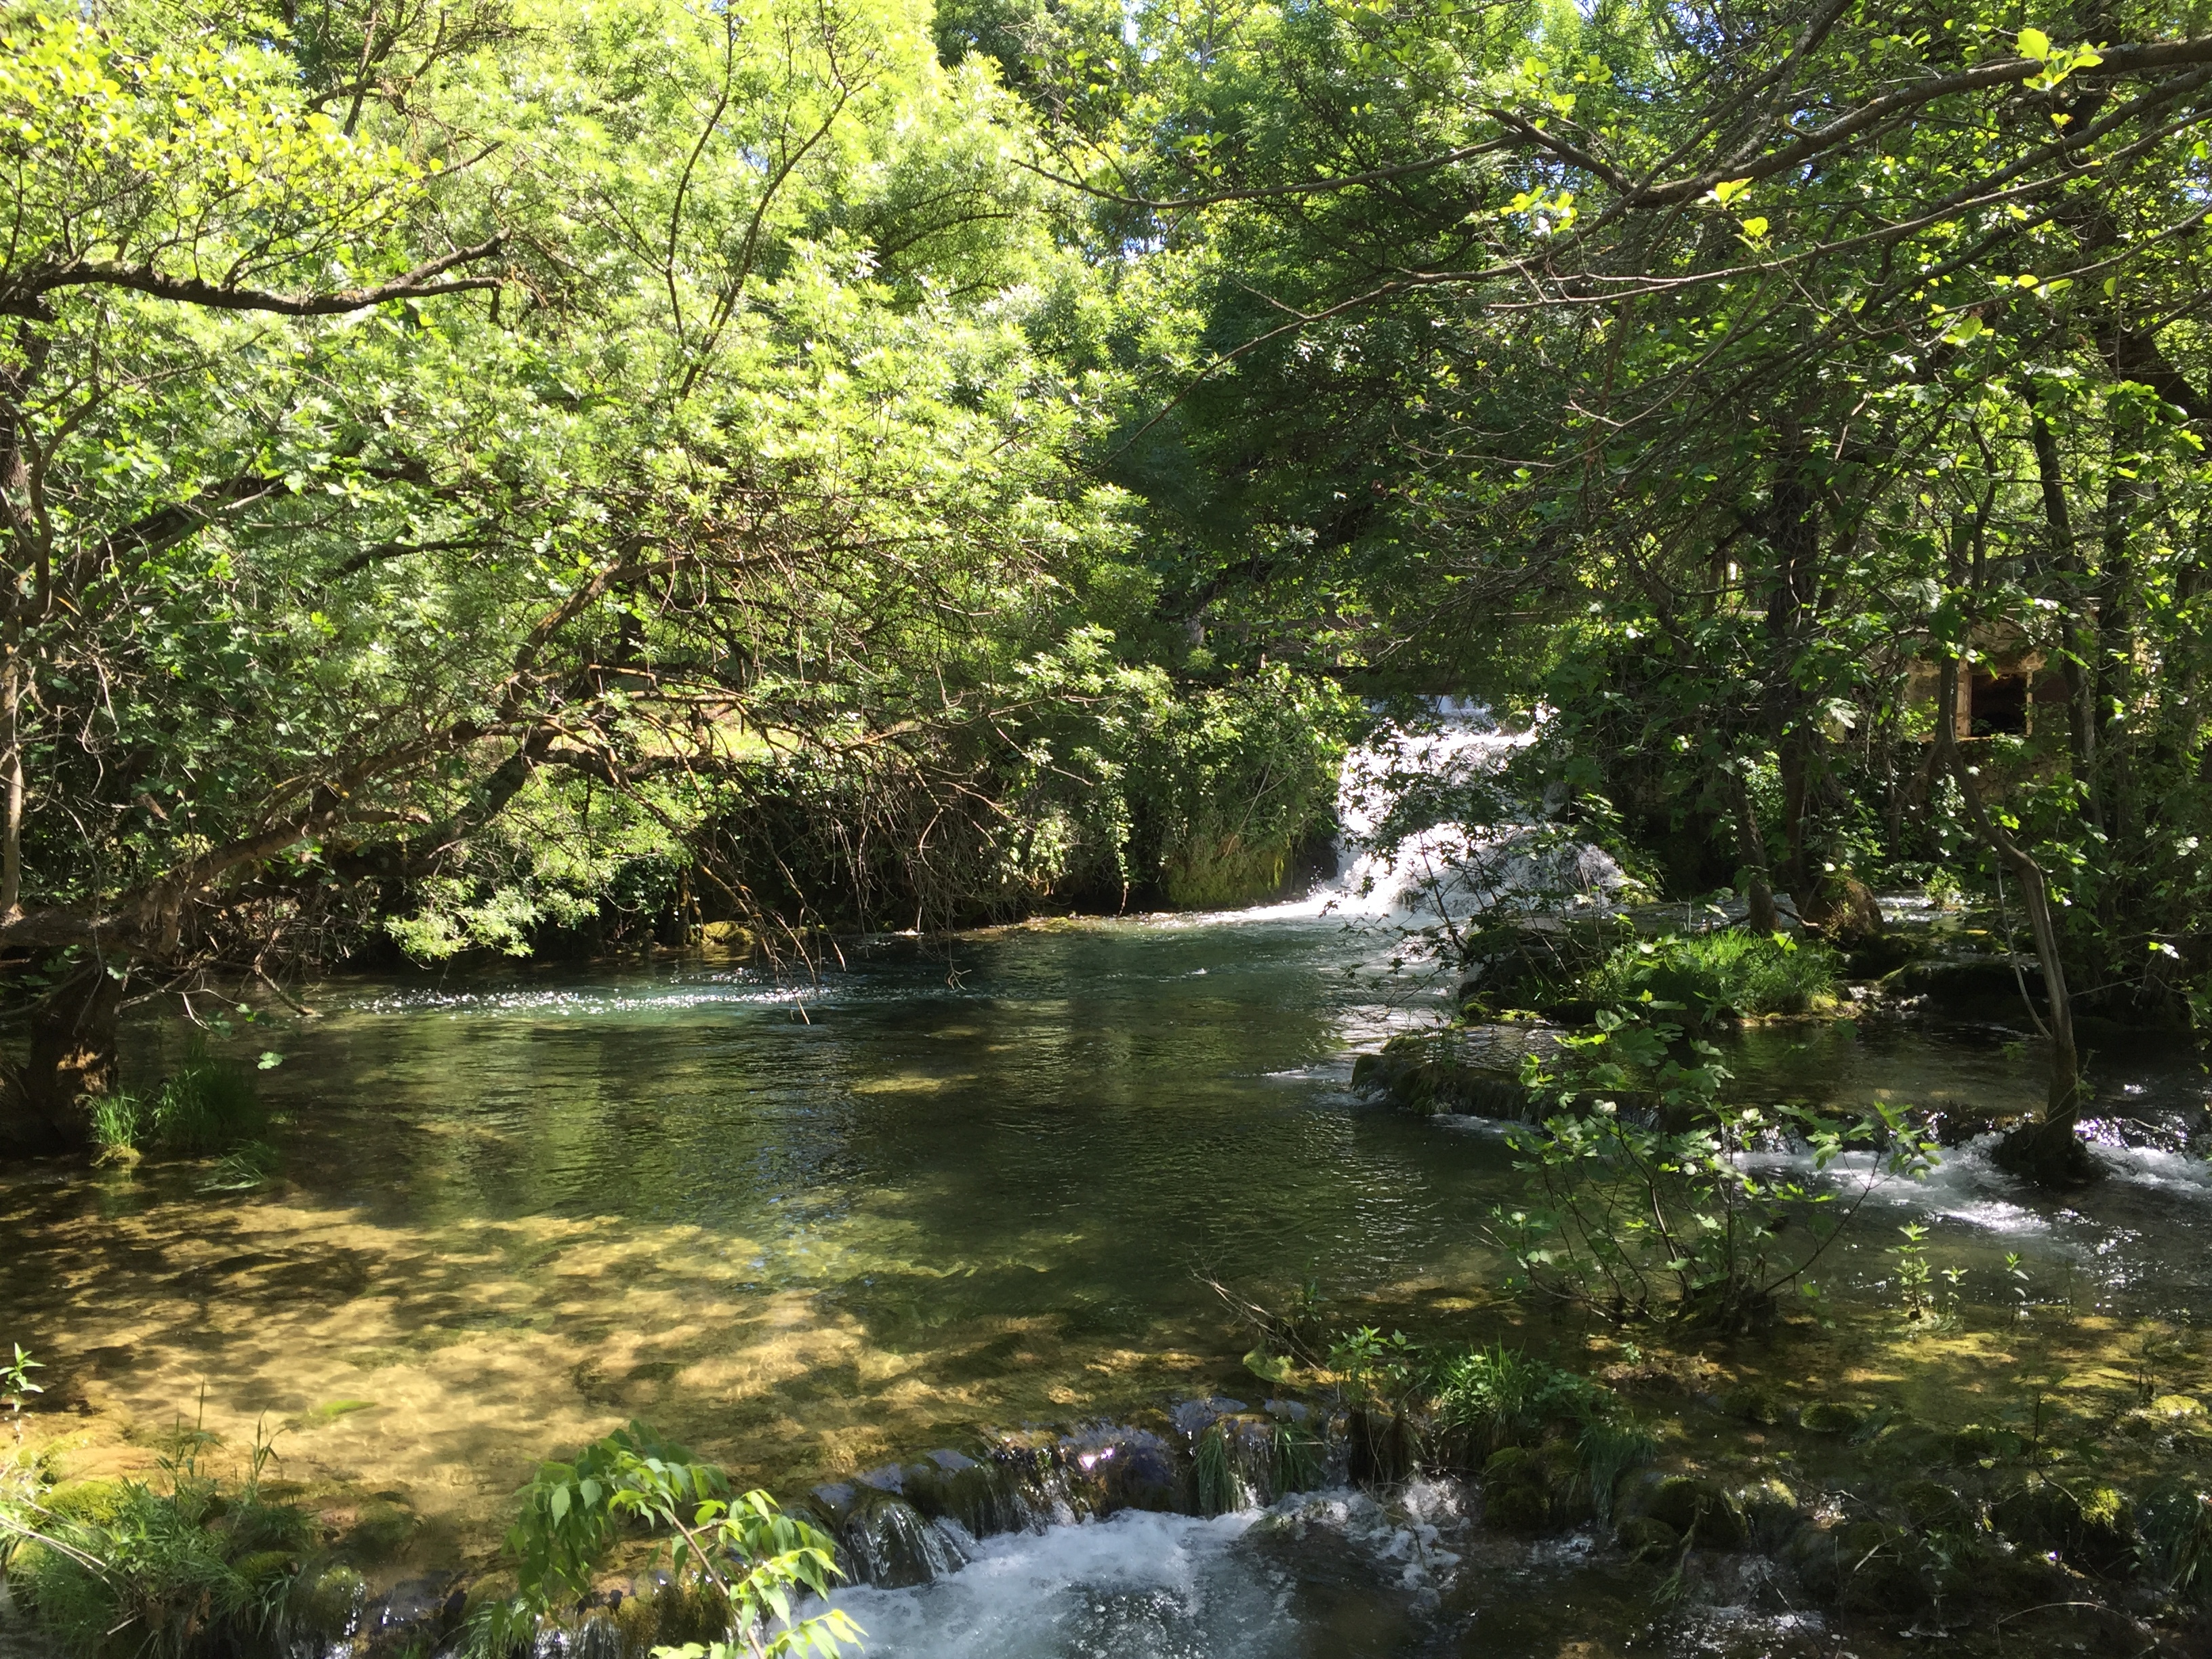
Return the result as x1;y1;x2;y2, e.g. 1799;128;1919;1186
1636;1476;1748;1550
1993;1477;2137;1576
1799;1399;1867;1436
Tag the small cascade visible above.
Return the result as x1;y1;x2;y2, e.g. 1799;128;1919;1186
1240;701;1635;926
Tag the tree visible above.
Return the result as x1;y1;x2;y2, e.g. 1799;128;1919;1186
0;0;1143;1153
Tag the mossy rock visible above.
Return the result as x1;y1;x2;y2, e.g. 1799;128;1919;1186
1642;1477;1748;1550
1800;1400;1867;1435
37;1478;131;1526
1483;1446;1534;1483
289;1563;365;1637
1965;1544;2072;1614
1946;1422;2022;1465
1839;1551;1931;1618
2120;1394;2207;1440
337;1498;419;1563
1896;1478;1974;1534
1868;1418;1950;1466
1485;1481;1551;1535
1782;1517;1860;1600
1616;1515;1681;1561
1993;1478;2136;1576
1735;1477;1803;1550
1351;1033;1532;1119
1721;1385;1791;1427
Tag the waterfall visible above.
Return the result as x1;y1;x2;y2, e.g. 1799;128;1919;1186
1233;700;1636;925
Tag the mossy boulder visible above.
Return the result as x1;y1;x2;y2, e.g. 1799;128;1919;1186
1641;1476;1748;1550
1479;1444;1562;1534
37;1478;129;1526
2120;1394;2207;1441
337;1498;418;1563
1721;1384;1791;1427
1993;1478;2136;1576
1484;1481;1551;1535
1351;1032;1533;1119
1735;1477;1803;1550
1800;1400;1867;1436
1947;1422;2022;1465
1616;1515;1681;1561
1896;1478;1974;1534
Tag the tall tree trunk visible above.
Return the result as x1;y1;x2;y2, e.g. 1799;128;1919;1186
0;636;24;919
2021;387;2103;831
1725;766;1780;934
2;960;125;1156
1933;659;2096;1186
1765;438;1824;903
2098;395;2151;910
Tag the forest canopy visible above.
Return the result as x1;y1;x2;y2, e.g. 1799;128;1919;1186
7;0;2212;1157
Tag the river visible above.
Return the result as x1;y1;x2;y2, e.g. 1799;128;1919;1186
7;892;2212;1654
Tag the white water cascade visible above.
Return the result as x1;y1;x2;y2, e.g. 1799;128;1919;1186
1231;700;1638;926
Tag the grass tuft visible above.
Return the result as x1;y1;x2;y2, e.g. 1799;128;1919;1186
1193;1422;1237;1516
150;1042;267;1155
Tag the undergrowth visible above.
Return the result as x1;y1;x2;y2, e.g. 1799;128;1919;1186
0;1411;358;1658
1583;930;1839;1023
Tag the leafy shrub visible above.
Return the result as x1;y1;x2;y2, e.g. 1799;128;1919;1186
1583;929;1839;1022
1498;1003;1936;1331
468;1421;860;1659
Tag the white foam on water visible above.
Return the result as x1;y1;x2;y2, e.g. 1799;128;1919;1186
827;1508;1282;1659
828;1484;1475;1658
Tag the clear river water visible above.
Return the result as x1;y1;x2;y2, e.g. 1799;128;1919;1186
7;888;2212;1654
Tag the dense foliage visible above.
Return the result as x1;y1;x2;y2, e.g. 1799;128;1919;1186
12;0;2212;1171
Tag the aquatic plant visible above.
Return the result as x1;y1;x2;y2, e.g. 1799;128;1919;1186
1893;1225;1934;1322
1193;1422;1238;1516
1498;1002;1939;1332
2138;1481;2212;1604
1269;1422;1324;1498
1582;929;1840;1023
148;1042;266;1155
0;1412;351;1658
88;1093;144;1164
1428;1345;1603;1456
1328;1327;1425;1414
1427;1347;1653;1515
470;1421;860;1659
2;1345;40;1429
197;1141;281;1194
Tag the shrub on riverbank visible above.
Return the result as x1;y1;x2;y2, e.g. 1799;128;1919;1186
466;1421;859;1659
1582;930;1840;1023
